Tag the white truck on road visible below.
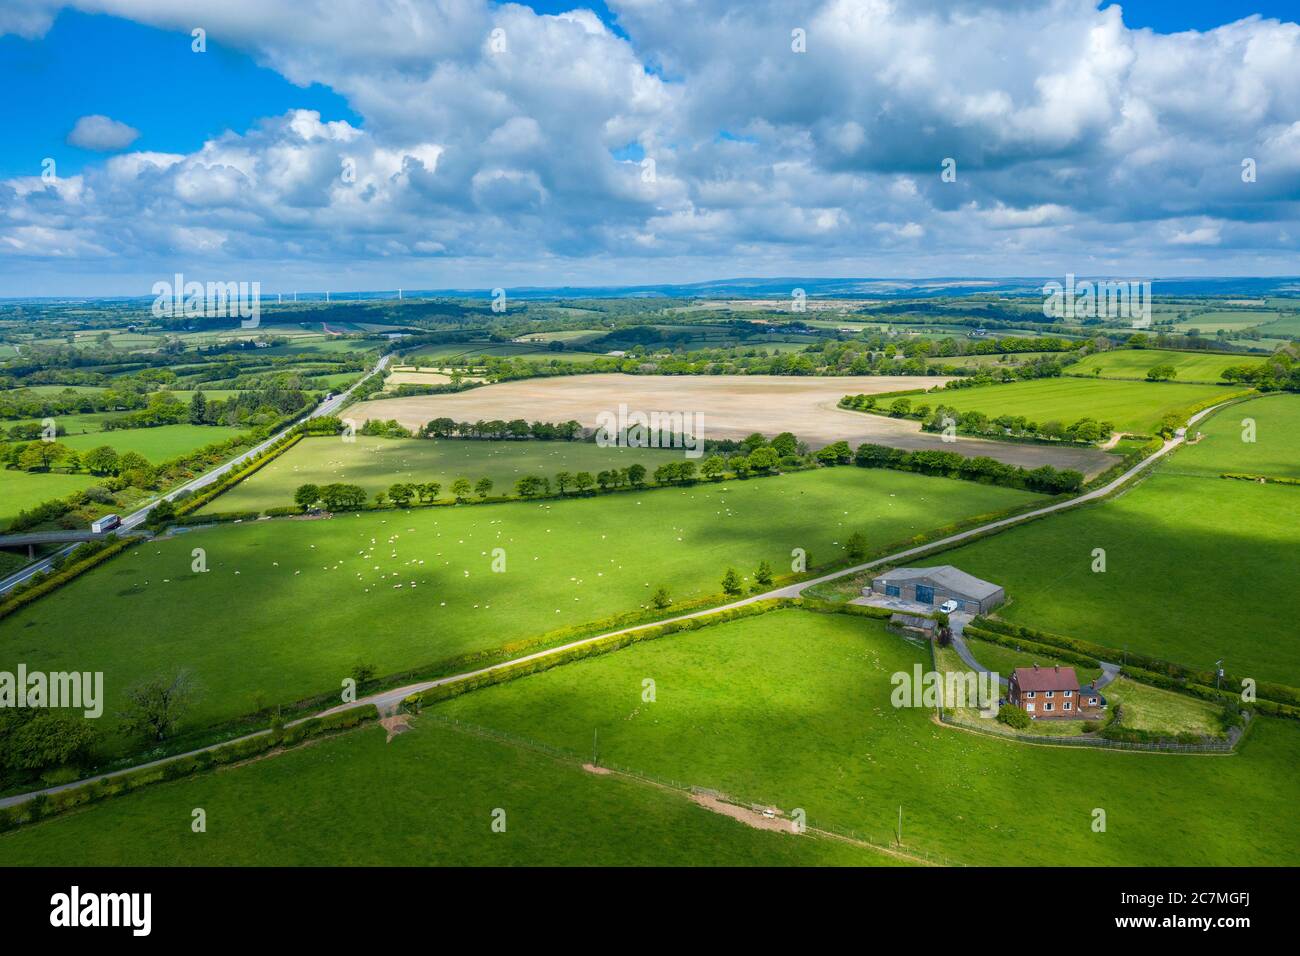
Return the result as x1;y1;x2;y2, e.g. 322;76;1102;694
91;514;121;534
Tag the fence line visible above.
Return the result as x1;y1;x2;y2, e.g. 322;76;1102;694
421;712;967;866
936;710;1240;753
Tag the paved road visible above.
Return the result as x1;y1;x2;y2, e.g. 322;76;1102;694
0;353;391;596
0;395;1236;809
0;530;129;548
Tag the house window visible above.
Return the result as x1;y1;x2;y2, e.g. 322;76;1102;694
1064;690;1072;698
1026;691;1036;699
885;585;900;597
1044;702;1054;712
1087;697;1097;705
1025;703;1035;713
1046;691;1054;698
1063;701;1072;711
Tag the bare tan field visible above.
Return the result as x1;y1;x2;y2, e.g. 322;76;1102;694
384;367;486;387
347;373;1116;476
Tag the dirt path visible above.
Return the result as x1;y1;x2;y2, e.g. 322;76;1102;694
690;792;790;832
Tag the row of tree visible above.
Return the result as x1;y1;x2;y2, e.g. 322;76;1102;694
0;671;194;791
853;443;1085;494
417;417;585;440
842;393;1115;444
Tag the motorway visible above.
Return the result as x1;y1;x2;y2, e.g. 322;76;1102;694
0;352;391;596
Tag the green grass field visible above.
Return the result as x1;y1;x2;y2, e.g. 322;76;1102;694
0;467;1039;739
8;384;107;396
435;609;1300;866
926;395;1300;684
162;390;244;404
1255;314;1300;338
945;351;1065;367
961;635;1104;686
11;412;125;435
1105;678;1224;737
202;437;705;513
404;342;611;364
1067;349;1263;383
1171;393;1300;479
59;424;247;462
1171;311;1277;333
514;329;608;344
915;377;1236;434
0;715;899;866
0;468;100;528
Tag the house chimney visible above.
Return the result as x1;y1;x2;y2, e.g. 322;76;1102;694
1032;663;1039;671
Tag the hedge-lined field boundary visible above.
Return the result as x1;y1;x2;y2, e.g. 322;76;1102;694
961;624;1102;671
972;617;1300;717
1221;472;1300;487
405;600;795;710
0;705;379;831
405;597;917;713
0;537;134;621
173;431;304;518
1174;389;1257;429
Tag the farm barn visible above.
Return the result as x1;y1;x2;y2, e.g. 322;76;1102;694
869;565;1005;614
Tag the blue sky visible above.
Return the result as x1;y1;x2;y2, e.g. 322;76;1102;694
1;1;1298;295
1102;0;1300;32
0;11;357;179
4;2;1290;178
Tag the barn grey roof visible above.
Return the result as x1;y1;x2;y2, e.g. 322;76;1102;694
875;565;1001;599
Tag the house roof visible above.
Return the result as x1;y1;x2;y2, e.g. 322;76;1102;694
1013;665;1079;692
1078;685;1107;704
889;613;935;630
874;565;1002;600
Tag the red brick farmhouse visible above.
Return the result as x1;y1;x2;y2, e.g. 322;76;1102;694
1007;664;1106;719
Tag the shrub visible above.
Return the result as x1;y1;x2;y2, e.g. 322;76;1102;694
721;567;742;595
350;661;377;686
997;704;1032;730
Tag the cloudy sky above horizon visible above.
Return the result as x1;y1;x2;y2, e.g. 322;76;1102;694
1;0;1298;296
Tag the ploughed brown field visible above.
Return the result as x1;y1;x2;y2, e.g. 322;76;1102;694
347;373;1117;476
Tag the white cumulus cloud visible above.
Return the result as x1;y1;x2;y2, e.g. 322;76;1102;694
66;114;141;151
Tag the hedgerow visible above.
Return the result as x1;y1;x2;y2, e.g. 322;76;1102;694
0;705;379;833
